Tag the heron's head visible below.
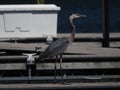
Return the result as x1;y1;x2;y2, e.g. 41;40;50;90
70;13;87;19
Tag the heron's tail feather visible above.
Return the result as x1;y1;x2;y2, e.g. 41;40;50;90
38;52;46;61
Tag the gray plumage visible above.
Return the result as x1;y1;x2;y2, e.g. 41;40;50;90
39;37;69;60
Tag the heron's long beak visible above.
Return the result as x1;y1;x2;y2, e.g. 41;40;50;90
79;14;87;18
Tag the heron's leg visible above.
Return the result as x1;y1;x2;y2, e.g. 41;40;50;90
54;55;58;82
60;54;63;81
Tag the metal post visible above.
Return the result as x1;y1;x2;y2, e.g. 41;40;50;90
23;53;36;83
102;0;110;47
28;65;32;78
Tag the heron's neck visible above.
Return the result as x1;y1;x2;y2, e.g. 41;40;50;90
69;17;75;43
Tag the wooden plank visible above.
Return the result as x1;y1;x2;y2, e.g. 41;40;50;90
0;46;120;60
57;33;120;38
66;45;120;57
0;42;44;51
0;82;120;89
1;82;120;88
0;63;26;70
36;61;120;70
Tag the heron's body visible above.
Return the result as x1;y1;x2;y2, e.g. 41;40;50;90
39;37;69;59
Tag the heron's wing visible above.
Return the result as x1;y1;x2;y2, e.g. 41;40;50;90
39;38;69;59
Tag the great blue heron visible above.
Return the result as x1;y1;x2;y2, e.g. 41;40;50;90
39;13;86;82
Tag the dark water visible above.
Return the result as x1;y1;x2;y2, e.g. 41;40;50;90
0;0;120;33
46;0;103;33
46;0;120;33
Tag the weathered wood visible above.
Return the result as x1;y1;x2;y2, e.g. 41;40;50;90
0;33;120;70
36;62;120;70
0;33;120;52
0;81;120;89
0;42;44;52
0;63;26;70
0;45;120;59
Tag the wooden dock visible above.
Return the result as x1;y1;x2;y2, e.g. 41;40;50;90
0;82;120;89
0;33;120;83
0;44;120;70
0;33;120;70
0;33;120;51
